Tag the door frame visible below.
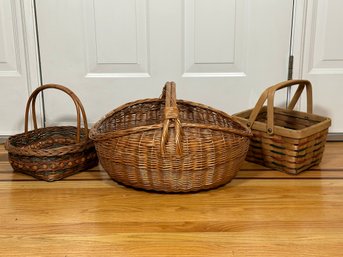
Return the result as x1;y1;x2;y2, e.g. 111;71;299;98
20;0;43;128
291;0;306;80
292;0;342;140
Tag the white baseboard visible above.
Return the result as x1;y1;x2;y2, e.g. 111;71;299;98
0;136;8;144
327;133;343;142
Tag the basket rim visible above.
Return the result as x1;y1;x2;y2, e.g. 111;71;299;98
89;97;252;141
5;126;95;157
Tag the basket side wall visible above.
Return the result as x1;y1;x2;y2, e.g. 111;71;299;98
94;127;250;192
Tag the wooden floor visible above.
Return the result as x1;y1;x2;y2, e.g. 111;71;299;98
1;143;343;257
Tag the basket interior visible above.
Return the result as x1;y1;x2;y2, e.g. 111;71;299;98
9;126;88;150
240;106;326;131
98;100;246;133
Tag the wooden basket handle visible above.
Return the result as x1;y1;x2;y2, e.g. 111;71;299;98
247;79;313;135
160;81;183;155
24;84;89;143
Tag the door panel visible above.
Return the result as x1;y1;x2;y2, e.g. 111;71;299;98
298;0;343;132
0;0;40;136
35;0;293;127
184;0;245;76
84;0;149;77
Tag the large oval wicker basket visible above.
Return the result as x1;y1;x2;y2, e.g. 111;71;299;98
5;84;98;181
89;82;252;192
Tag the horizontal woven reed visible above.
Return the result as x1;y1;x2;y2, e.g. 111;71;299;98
234;80;331;174
5;84;98;181
90;82;252;192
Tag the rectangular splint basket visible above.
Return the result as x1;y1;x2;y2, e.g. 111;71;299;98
234;80;331;174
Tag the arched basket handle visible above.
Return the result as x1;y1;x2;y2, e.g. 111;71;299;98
24;84;89;143
160;81;183;155
247;79;313;135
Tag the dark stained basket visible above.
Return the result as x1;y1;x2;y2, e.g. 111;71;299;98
89;82;252;192
5;84;98;181
234;80;331;174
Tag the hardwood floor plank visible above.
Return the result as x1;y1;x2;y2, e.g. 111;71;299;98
1;179;343;256
2;168;343;181
1;169;343;181
1;232;343;257
1;179;343;224
1;143;343;256
2;142;343;181
2;142;343;178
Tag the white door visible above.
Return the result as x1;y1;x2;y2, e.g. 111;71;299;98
0;0;40;137
35;0;294;127
293;0;343;134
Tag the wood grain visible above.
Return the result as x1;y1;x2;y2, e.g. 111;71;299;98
1;143;343;256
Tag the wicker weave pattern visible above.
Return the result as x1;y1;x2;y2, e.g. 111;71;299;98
234;80;331;174
5;84;98;181
247;128;328;173
8;142;97;181
90;82;252;192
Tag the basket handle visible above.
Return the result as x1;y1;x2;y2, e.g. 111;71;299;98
247;79;313;135
160;81;183;155
24;84;89;143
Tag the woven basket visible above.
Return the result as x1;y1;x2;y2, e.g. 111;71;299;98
234;80;331;174
5;84;98;181
89;82;252;192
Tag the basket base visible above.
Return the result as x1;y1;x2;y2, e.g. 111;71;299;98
112;176;235;193
112;177;234;194
246;157;322;175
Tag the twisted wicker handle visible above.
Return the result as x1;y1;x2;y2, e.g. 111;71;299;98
160;81;183;155
247;79;313;135
24;84;89;143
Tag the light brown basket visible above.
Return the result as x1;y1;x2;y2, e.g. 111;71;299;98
89;82;252;192
234;80;331;174
5;84;98;181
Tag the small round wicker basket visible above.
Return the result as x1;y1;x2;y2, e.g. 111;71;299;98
5;84;98;181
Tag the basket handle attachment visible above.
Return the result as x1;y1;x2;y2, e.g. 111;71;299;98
247;79;313;135
160;81;183;155
24;84;89;143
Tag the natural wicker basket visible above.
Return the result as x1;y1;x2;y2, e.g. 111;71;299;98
5;84;98;181
89;82;252;192
234;80;331;174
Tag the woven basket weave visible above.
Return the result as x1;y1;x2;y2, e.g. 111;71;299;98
89;82;252;192
234;80;331;174
5;84;98;181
